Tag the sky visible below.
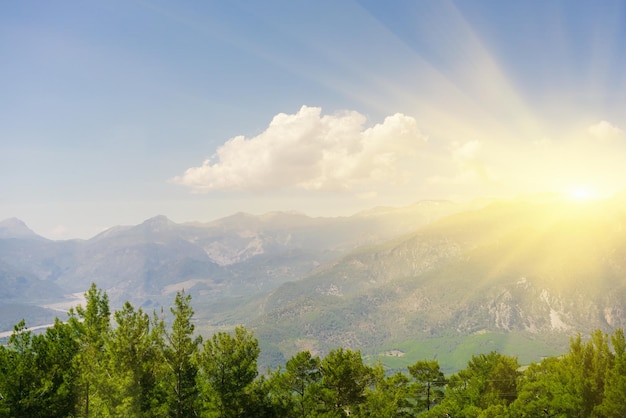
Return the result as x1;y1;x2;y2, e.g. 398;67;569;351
2;0;626;239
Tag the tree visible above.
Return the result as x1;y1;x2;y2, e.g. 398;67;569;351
464;351;519;409
106;301;167;417
0;321;41;417
408;359;446;411
0;318;81;418
560;331;613;417
511;330;620;417
269;350;322;417
317;348;374;417
432;351;519;417
32;319;81;417
593;329;625;417
198;326;260;417
68;283;112;417
164;291;202;418
357;366;412;417
242;373;291;418
509;356;580;417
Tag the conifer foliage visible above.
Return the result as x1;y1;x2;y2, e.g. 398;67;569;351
1;284;626;417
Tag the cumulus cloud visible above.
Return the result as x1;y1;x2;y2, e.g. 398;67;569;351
429;140;497;185
171;106;426;192
588;120;623;140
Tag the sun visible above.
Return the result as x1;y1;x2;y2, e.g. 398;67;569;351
567;186;598;201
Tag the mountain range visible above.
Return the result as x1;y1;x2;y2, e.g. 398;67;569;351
0;200;467;332
3;194;626;371
246;193;626;370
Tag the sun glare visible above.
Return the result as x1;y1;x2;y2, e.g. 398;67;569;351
567;186;597;201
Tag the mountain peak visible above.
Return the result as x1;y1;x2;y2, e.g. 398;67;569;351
88;216;175;241
140;215;176;230
0;218;42;239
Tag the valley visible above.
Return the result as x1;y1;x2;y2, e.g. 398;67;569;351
2;194;626;371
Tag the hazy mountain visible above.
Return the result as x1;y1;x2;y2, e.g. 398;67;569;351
0;200;470;331
0;218;70;329
10;195;624;372
247;196;626;370
0;217;43;240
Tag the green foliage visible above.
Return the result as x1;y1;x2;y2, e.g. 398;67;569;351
317;348;375;416
33;319;81;416
510;329;624;418
68;283;112;417
509;356;580;417
278;350;322;417
0;319;80;418
371;331;564;374
106;301;167;417
0;321;42;417
198;326;260;417
408;359;446;411
2;283;626;418
165;291;202;418
434;351;520;416
596;329;626;417
357;366;413;417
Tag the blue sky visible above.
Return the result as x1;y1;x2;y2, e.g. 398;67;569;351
2;0;626;239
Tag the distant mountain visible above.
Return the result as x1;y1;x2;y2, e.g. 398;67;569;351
8;194;626;372
0;218;44;240
248;196;626;370
5;197;626;371
0;200;471;331
0;218;69;329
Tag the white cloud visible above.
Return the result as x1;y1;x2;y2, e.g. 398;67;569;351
588;120;623;140
451;140;482;162
172;106;426;192
428;140;497;185
48;224;69;239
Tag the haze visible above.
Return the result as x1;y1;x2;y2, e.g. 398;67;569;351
2;1;625;239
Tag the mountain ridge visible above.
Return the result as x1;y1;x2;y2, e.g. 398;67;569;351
244;195;626;368
3;195;625;372
0;199;472;331
0;217;45;240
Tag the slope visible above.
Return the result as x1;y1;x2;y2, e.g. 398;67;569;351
251;196;626;370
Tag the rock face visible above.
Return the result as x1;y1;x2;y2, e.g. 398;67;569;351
4;196;626;370
251;196;626;366
0;201;466;327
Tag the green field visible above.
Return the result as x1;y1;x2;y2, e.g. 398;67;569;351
369;331;569;374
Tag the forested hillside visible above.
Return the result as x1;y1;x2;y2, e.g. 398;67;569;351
251;195;626;370
4;197;626;385
0;201;468;332
1;285;624;417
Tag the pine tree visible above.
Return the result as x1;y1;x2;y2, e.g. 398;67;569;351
164;291;202;418
596;328;626;417
281;350;321;417
317;348;374;416
408;359;446;411
0;321;40;417
107;301;168;417
68;283;112;417
357;366;412;417
198;326;260;418
33;319;81;417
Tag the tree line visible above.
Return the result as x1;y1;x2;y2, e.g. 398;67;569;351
1;284;625;417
